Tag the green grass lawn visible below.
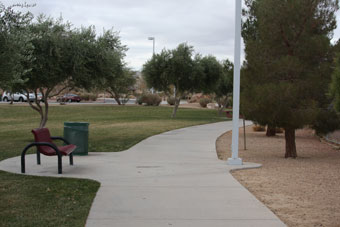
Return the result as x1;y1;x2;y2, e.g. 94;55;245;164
0;104;227;227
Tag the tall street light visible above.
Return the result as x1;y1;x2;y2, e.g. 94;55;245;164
148;37;155;94
148;37;155;55
228;0;243;165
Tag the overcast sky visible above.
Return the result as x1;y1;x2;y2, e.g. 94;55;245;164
2;0;340;70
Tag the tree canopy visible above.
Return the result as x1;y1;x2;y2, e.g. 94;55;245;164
196;55;224;94
143;43;198;117
0;3;128;128
241;0;339;158
215;59;233;114
0;3;34;90
95;30;134;105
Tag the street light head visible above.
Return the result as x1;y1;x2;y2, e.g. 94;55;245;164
148;37;154;40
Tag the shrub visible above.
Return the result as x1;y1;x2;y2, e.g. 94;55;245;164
137;93;162;106
167;97;176;105
275;128;284;133
312;109;340;135
190;93;204;103
136;95;144;105
252;125;266;132
79;93;97;101
146;94;162;106
199;98;211;108
80;94;89;101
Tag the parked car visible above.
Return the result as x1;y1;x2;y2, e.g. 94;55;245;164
57;94;81;103
2;91;41;102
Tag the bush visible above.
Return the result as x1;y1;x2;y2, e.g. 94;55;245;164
252;125;266;132
167;97;176;105
89;94;97;101
136;95;144;105
312;109;340;135
199;98;211;108
275;128;284;133
137;93;161;106
79;93;97;101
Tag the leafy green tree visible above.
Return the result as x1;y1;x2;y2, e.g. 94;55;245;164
0;2;34;91
215;59;233;115
143;43;198;117
331;44;340;112
21;16;84;128
195;56;233;115
311;41;340;135
95;29;132;105
105;68;136;105
241;0;338;158
196;55;223;94
19;16;125;128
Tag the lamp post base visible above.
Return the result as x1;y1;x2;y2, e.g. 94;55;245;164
227;157;243;165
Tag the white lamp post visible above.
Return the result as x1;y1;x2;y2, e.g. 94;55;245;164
228;0;243;165
148;37;155;55
148;37;156;94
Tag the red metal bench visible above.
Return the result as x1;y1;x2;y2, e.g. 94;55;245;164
21;128;76;174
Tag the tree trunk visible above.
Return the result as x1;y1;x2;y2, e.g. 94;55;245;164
108;90;121;105
243;118;247;150
172;98;180;118
27;90;49;129
266;125;276;137
284;128;297;158
114;96;121;105
218;100;227;116
39;113;47;128
40;96;49;128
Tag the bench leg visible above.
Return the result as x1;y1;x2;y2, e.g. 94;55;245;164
21;143;37;173
37;150;41;165
58;155;62;174
21;153;26;173
69;153;73;165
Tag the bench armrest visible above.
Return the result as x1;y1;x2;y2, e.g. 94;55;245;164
51;136;70;145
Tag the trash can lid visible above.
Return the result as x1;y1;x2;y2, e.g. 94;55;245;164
64;122;89;126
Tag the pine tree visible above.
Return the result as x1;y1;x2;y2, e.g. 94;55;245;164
242;0;339;158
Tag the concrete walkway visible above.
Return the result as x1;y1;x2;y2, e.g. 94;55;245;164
0;121;285;227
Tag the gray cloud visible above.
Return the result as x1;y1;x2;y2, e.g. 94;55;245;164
2;0;340;70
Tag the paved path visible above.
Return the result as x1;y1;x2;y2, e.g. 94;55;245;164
0;121;285;227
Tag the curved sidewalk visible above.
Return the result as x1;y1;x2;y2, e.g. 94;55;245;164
0;121;285;227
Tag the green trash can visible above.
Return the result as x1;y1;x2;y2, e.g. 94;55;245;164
64;122;89;156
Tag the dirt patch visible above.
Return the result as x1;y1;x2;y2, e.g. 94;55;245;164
216;126;340;227
177;103;204;109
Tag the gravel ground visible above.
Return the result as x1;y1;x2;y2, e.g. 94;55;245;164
216;126;340;227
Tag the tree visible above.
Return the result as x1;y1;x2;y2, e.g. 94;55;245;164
105;68;136;105
143;43;198;117
0;2;34;91
21;16;85;128
242;0;276;137
196;56;232;115
215;59;233;115
331;53;340;112
241;0;339;158
19;16;124;128
196;55;223;94
95;29;132;105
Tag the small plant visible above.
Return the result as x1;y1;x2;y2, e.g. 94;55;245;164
199;98;211;108
79;93;97;101
136;95;144;105
167;97;176;105
275;128;284;133
137;93;162;106
252;125;266;132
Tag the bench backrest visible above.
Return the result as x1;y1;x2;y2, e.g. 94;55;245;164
32;128;56;155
